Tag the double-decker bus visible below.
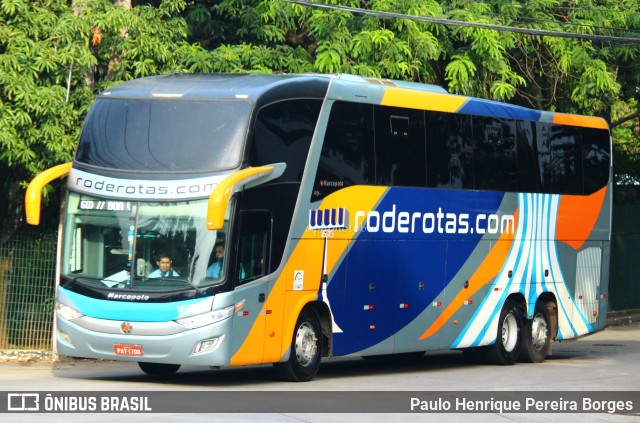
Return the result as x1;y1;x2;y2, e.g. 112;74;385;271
26;73;611;381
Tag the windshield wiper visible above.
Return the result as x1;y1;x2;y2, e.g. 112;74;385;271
150;277;206;296
63;273;206;296
62;275;110;287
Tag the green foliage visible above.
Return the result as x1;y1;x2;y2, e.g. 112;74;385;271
0;0;91;181
2;0;640;236
445;54;477;93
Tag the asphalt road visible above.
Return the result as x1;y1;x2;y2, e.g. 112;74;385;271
1;323;639;422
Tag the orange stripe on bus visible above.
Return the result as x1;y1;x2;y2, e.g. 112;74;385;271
556;186;607;250
231;185;388;365
230;244;322;366
418;210;519;340
552;113;609;129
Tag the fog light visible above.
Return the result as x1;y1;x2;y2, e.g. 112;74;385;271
193;337;219;354
58;330;74;347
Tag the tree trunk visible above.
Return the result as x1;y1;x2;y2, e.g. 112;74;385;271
107;0;133;79
611;111;640;129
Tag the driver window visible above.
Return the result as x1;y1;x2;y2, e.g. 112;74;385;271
206;241;227;280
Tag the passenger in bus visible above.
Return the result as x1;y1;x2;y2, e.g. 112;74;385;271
206;243;225;279
206;244;246;279
148;253;179;278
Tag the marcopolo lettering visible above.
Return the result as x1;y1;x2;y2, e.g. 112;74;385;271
107;293;150;301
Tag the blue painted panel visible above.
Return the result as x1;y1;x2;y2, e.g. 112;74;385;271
328;187;508;355
59;287;212;322
459;99;541;122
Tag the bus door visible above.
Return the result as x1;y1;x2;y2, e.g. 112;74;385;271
572;242;604;330
394;240;447;353
229;210;273;365
341;240;397;356
442;240;493;348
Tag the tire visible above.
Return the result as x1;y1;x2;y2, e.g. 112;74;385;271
520;302;551;363
274;309;322;382
138;362;181;376
484;299;522;365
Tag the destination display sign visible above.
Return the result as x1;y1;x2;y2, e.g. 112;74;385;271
78;199;132;211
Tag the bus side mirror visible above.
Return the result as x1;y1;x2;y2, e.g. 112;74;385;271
25;162;73;225
206;163;285;230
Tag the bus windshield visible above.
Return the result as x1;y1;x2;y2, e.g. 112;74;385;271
61;192;229;292
75;98;250;172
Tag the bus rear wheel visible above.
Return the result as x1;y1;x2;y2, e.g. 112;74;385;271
520;302;551;363
138;362;181;376
484;299;522;365
274;309;322;382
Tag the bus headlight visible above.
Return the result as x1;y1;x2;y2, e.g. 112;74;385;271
175;305;235;329
55;301;84;321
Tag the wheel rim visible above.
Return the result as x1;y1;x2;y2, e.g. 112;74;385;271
501;312;518;352
530;313;548;351
294;322;318;367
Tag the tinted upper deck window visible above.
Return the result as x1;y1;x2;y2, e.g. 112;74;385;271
426;112;474;189
312;102;375;200
249;99;322;183
473;117;518;192
375;106;426;187
76;99;250;172
582;127;610;194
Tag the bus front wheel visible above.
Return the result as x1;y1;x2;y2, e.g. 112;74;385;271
274;309;322;382
484;299;522;365
520;302;551;363
138;362;181;376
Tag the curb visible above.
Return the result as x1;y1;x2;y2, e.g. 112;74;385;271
606;309;640;327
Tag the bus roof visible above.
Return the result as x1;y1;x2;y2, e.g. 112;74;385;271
99;73;608;130
99;73;446;101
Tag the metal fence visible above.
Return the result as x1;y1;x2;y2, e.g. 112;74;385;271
0;226;57;350
610;200;640;311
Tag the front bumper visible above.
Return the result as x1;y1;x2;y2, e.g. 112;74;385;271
56;314;232;366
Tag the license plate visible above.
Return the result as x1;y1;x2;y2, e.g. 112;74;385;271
114;344;144;356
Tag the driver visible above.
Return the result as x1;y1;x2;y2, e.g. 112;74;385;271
148;253;179;278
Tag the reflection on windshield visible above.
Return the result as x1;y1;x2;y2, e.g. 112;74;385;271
61;193;229;292
76;98;249;172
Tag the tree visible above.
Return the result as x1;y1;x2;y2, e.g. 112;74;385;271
0;0;196;240
1;0;640;243
0;0;93;240
192;0;640;181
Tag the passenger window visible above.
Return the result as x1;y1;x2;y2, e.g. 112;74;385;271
582;128;610;194
426;112;474;189
516;121;543;193
374;106;426;187
536;122;553;193
473;117;518;192
312;101;375;201
250;99;322;183
549;125;582;194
